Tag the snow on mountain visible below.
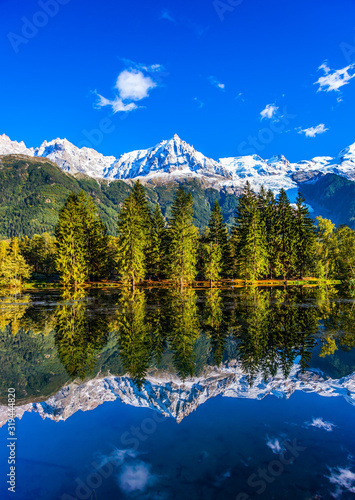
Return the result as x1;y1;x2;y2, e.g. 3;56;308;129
1;132;355;193
0;362;354;426
33;138;116;177
106;134;230;181
0;133;34;156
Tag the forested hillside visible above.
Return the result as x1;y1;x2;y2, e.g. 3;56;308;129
0;155;239;238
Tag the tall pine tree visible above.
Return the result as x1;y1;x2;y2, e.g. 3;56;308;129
55;193;88;289
294;192;316;278
232;183;268;280
207;200;231;276
117;194;146;287
167;187;198;286
275;189;296;279
146;204;166;279
79;192;109;281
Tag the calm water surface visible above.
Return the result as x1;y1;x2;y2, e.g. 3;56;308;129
0;286;354;500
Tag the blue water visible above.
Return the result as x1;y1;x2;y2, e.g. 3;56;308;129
1;391;354;500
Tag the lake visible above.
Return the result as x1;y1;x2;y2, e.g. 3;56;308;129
0;286;354;499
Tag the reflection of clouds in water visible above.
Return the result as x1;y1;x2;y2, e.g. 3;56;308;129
213;470;231;487
94;447;138;468
118;462;157;493
327;467;355;498
93;448;158;494
307;417;336;432
266;436;285;454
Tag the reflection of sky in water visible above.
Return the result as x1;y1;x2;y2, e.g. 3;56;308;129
0;391;354;500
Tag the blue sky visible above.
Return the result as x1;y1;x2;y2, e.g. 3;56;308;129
1;0;355;162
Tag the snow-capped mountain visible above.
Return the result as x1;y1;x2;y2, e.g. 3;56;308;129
1;132;355;193
33;138;116;177
0;133;34;156
0;362;354;426
106;134;230;180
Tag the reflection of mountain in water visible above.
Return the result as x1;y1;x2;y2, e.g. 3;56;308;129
0;362;354;426
0;286;355;423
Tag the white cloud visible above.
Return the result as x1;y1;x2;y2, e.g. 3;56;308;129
314;62;355;92
120;58;165;74
115;70;156;101
209;76;225;90
95;93;138;113
95;64;161;114
298;123;328;137
307;417;335;432
260;104;279;120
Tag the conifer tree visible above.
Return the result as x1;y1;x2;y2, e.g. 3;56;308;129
167;187;198;286
259;188;278;278
116;194;146;287
207;200;231;275
275;189;296;279
131;180;152;233
232;183;268;280
315;216;338;279
202;241;222;285
55;193;88;289
146;204;166;279
79;193;109;281
294;192;316;278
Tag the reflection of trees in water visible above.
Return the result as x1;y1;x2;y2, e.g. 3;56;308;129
1;285;355;391
0;293;32;335
54;291;109;379
166;288;200;380
203;288;231;366
113;289;153;388
234;288;320;385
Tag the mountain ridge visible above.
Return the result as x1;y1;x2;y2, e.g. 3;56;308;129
2;133;355;195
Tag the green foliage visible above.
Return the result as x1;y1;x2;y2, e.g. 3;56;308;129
116;194;146;286
293;192;316;278
146;204;166;279
166;187;199;285
79;192;109;281
202;241;222;283
315;216;338;279
207;200;231;275
55;193;89;288
0;237;32;287
274;188;296;279
232;183;269;280
20;233;57;275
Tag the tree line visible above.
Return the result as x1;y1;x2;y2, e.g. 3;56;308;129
1;181;355;288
